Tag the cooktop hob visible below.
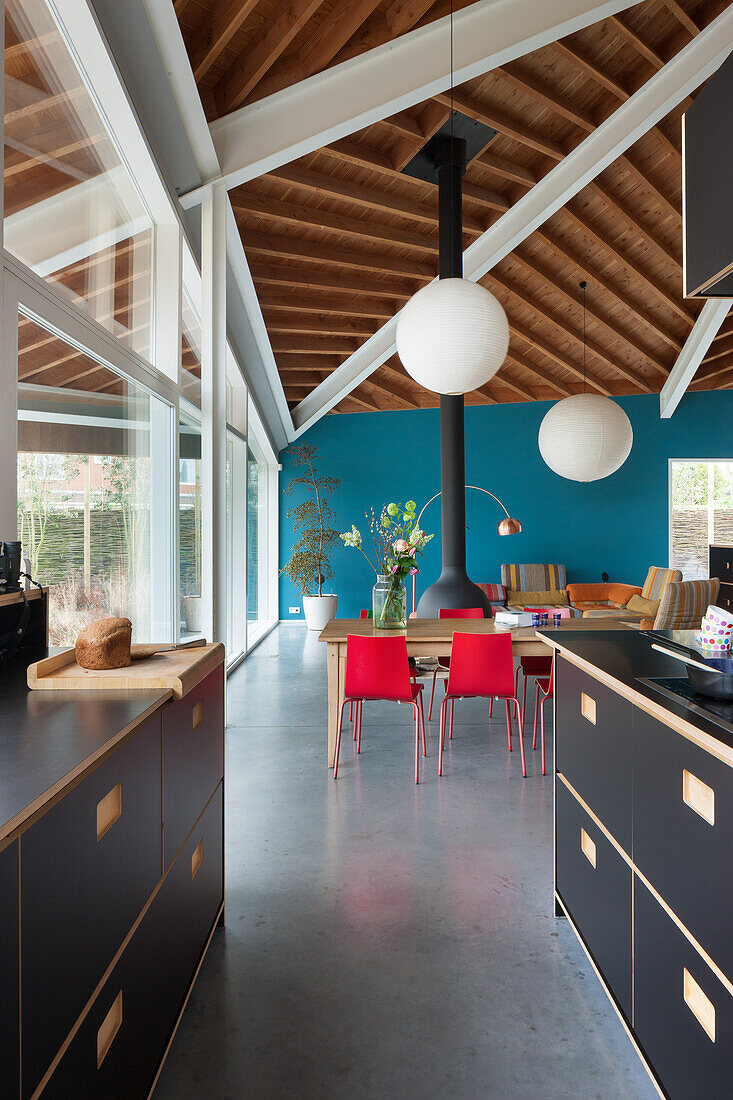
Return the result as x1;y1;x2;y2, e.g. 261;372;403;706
639;676;733;739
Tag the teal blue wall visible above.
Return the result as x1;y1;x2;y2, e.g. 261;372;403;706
278;391;733;619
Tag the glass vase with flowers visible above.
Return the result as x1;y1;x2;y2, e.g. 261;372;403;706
340;501;433;629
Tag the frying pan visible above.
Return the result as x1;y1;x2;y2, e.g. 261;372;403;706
651;643;733;700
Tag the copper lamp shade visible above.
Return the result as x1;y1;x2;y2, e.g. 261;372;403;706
497;516;522;536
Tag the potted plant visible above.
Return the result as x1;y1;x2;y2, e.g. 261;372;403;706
340;501;433;628
281;444;341;631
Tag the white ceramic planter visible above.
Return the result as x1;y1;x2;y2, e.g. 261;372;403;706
303;594;338;631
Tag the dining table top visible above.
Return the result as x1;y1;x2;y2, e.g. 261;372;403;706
318;617;632;644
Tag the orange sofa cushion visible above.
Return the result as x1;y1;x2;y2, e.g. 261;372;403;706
566;582;642;608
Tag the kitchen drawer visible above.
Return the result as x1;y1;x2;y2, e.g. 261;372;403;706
555;657;633;852
634;880;733;1100
163;664;224;867
713;581;733;614
42;783;223;1100
0;841;19;1100
633;707;733;982
21;714;162;1099
708;545;733;585
555;779;632;1021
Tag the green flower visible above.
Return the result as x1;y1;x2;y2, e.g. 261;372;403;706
405;500;417;512
382;514;391;529
340;525;362;548
387;502;399;517
403;514;412;522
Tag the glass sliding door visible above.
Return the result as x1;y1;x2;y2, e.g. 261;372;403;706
226;431;247;662
16;312;169;644
179;405;202;639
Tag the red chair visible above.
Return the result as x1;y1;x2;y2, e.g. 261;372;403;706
334;635;426;783
427;607;484;719
532;664;553;776
438;632;525;778
515;655;552;731
350;610;417;727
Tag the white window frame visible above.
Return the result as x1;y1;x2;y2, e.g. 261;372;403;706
668;458;733;579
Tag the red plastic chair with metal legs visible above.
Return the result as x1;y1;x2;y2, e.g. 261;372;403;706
427;607;484;719
438;631;525;777
350;610;417;728
515;655;552;731
334;634;427;783
532;665;553;776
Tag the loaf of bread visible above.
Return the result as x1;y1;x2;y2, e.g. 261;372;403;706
75;617;132;670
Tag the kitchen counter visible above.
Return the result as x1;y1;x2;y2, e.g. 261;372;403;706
0;647;225;1098
538;627;733;765
0;660;169;844
543;627;733;1099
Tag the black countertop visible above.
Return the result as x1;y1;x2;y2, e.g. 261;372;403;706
538;627;733;760
0;660;167;842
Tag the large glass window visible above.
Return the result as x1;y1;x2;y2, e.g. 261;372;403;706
247;444;266;627
179;406;202;640
5;0;154;358
670;460;733;578
17;314;162;644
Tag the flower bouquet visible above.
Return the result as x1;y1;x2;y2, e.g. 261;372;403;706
340;501;433;628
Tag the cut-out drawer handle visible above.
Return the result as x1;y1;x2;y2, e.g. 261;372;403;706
684;968;715;1042
683;770;715;826
97;783;122;841
192;838;204;879
97;991;123;1068
580;693;596;725
193;700;205;730
580;828;596;868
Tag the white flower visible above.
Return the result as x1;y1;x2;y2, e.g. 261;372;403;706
340;525;362;548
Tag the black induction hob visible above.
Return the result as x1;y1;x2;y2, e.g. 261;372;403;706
639;675;733;739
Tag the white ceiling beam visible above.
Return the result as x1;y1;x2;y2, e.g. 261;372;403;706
138;0;294;444
179;0;637;205
291;8;733;437
660;298;732;417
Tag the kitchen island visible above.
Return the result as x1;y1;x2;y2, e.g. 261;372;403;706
0;645;224;1100
540;628;732;1100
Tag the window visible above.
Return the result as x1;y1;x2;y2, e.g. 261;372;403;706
670;460;733;579
5;0;154;358
17;314;164;644
179;406;202;640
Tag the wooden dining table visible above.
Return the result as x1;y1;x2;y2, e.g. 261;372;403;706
318;617;632;765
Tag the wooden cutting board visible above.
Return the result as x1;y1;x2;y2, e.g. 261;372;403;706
27;642;225;699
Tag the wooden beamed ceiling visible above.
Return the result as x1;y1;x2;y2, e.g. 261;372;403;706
177;0;733;416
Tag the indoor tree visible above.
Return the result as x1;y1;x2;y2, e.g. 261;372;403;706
280;444;341;626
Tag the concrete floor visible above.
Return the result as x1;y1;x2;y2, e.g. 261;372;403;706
155;625;656;1100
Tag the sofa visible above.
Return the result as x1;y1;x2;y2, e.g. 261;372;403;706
501;564;573;612
638;578;720;631
576;566;682;624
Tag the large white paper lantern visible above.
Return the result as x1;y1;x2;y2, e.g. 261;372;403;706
396;277;509;395
538;393;633;482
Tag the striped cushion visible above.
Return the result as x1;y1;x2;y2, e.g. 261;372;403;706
500;564;566;592
476;583;506;604
655;579;720;630
641;566;682;601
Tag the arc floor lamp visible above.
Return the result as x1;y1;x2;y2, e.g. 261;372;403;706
411;486;521;614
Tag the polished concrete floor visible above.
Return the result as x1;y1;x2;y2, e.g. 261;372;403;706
155;625;656;1100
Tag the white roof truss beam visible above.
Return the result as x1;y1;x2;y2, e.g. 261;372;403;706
660;298;733;418
179;0;638;204
290;7;733;437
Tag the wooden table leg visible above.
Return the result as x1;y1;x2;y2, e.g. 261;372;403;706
327;642;343;767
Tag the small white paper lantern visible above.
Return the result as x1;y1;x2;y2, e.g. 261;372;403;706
538;393;633;482
396;277;509;395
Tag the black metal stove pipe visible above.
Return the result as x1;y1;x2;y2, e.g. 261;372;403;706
438;141;467;577
416;135;491;617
